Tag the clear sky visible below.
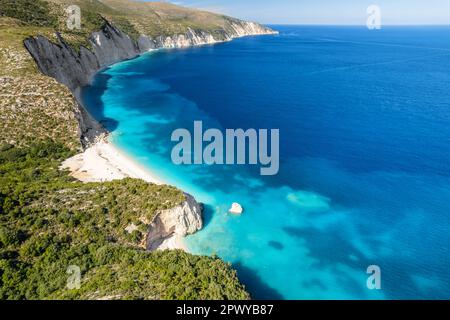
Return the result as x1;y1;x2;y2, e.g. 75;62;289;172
153;0;450;25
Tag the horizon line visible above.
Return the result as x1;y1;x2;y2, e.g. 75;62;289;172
262;23;450;27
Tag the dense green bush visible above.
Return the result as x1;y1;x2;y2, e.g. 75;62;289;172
0;0;57;27
0;142;249;300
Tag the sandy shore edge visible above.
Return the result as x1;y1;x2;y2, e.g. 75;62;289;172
62;135;163;184
61;135;187;252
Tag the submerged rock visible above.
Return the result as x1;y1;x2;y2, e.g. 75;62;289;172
229;202;244;215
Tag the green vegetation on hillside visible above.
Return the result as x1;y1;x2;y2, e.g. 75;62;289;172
1;0;252;49
0;20;81;150
0;142;250;299
0;0;57;27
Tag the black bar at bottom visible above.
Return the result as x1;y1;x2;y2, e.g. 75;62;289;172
0;300;448;318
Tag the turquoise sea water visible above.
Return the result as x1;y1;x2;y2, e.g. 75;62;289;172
82;26;450;299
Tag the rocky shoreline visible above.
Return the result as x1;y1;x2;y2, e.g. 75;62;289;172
147;194;204;251
24;16;277;252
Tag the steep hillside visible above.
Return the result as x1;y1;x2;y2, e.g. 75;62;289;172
0;17;82;150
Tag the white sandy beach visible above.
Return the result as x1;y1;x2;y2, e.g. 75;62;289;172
157;235;188;251
62;137;163;184
61;136;187;252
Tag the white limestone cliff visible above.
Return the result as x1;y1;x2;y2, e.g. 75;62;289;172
146;194;203;251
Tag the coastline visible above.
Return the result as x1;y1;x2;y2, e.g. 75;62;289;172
58;27;278;253
62;134;164;185
62;135;190;252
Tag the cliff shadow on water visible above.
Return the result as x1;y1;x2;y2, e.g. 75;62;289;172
81;72;119;132
233;262;284;300
200;204;215;229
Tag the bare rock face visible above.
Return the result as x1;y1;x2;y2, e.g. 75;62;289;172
90;19;140;69
24;33;99;92
24;20;141;92
137;35;157;52
146;194;203;251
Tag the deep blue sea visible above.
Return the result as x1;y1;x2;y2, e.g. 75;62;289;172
82;26;450;299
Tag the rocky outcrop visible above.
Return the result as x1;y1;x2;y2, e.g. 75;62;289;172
72;94;106;145
146;194;203;251
23;20;139;92
229;202;244;215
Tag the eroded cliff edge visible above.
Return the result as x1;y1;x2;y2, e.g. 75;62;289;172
147;194;203;251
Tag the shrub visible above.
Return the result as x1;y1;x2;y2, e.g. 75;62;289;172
0;142;249;299
0;0;57;27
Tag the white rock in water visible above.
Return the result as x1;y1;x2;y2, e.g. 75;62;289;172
229;203;244;215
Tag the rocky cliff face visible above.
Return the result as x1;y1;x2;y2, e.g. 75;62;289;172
146;194;203;251
24;19;139;92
